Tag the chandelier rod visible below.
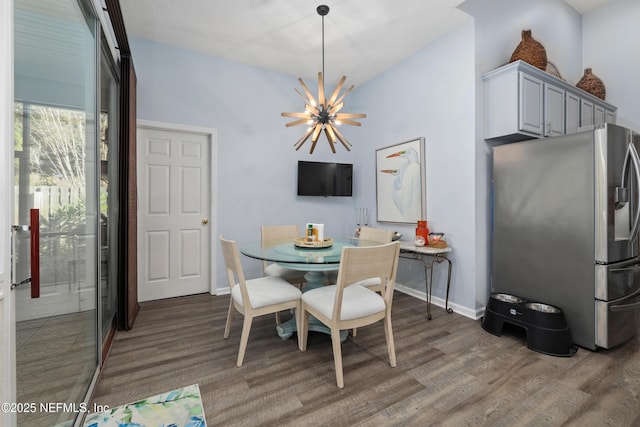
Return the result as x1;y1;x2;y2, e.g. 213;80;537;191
321;11;325;79
317;5;329;86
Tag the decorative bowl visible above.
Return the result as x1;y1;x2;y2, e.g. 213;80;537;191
414;236;426;247
429;232;444;243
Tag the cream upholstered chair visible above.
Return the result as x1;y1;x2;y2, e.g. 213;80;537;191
358;226;394;246
261;225;307;288
326;226;393;287
353;226;394;292
299;241;401;388
220;235;302;367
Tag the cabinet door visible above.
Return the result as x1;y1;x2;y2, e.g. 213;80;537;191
605;109;616;124
595;105;605;125
566;92;580;134
519;72;544;135
544;83;565;136
581;98;595;127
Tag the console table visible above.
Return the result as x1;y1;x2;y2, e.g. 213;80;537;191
399;243;453;320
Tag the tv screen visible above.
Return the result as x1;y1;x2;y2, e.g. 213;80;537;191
297;161;353;197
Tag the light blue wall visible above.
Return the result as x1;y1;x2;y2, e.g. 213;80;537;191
130;38;363;287
130;0;640;316
462;0;584;311
350;23;477;312
583;0;640;131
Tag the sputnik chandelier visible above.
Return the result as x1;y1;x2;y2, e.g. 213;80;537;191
281;4;366;154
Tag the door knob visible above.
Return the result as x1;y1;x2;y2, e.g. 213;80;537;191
202;218;209;225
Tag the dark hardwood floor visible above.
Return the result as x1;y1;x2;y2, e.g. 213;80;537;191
89;292;640;426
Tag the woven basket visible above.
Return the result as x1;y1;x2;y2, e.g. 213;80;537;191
509;29;547;71
576;68;606;100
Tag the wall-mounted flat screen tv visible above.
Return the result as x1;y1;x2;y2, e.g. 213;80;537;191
297;161;353;197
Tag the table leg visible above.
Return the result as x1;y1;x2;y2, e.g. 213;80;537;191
276;269;347;341
443;257;453;314
400;251;453;320
425;262;433;320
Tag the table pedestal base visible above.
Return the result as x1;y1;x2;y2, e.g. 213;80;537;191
276;269;347;342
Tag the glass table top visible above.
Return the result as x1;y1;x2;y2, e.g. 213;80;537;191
240;238;383;265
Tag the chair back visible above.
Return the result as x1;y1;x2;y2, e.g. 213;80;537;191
358;226;393;245
261;224;300;270
333;242;401;317
219;235;251;308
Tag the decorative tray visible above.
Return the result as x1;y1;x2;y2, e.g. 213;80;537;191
294;237;334;249
427;240;447;249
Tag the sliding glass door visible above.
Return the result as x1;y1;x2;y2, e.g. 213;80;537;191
14;0;100;425
100;45;120;343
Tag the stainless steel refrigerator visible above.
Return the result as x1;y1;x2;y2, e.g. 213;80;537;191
492;123;640;350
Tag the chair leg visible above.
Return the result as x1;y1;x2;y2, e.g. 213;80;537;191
294;304;302;349
224;298;234;339
299;308;309;351
383;315;397;367
237;315;253;367
352;328;357;337
331;327;345;388
275;311;281;325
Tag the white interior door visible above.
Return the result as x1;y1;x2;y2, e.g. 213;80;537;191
137;126;212;301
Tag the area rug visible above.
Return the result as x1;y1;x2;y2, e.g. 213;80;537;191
83;383;206;427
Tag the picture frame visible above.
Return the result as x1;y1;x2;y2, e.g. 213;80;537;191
375;137;425;224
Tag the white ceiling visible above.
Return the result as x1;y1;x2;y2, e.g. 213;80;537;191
119;0;616;86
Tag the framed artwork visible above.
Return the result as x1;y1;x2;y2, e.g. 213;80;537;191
375;137;425;224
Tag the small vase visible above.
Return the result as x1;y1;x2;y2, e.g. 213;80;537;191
509;29;547;71
416;220;429;243
576;68;606;100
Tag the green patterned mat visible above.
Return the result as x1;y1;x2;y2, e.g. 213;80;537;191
84;384;206;427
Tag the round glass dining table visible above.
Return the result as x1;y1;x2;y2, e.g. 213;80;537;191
240;238;370;340
240;239;358;287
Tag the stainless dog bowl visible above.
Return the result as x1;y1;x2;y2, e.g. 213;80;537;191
524;302;561;314
491;293;526;304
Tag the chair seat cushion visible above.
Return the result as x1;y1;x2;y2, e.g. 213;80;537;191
302;284;385;321
264;263;306;282
232;276;302;309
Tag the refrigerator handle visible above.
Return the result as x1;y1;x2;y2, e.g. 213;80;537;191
627;142;640;242
610;286;640;312
617;148;632;209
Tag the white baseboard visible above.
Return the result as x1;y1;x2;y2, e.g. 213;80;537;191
395;283;484;320
214;283;485;320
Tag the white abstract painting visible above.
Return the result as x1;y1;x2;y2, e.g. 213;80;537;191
376;137;425;224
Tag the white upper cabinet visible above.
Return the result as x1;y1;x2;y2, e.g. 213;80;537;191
483;60;616;143
566;92;581;134
519;73;544;136
545;81;565;137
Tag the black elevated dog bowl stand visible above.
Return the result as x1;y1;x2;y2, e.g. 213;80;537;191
481;293;577;357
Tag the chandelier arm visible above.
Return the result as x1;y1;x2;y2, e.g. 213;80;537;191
317;72;325;107
294;126;315;150
309;124;323;154
282;112;311;119
335;113;366;119
331;125;352;151
286;118;311;127
337;118;362;127
295;88;312;104
333;84;355;106
327;76;346;106
305;104;320;115
324;126;337;154
328;101;344;115
298;78;317;105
